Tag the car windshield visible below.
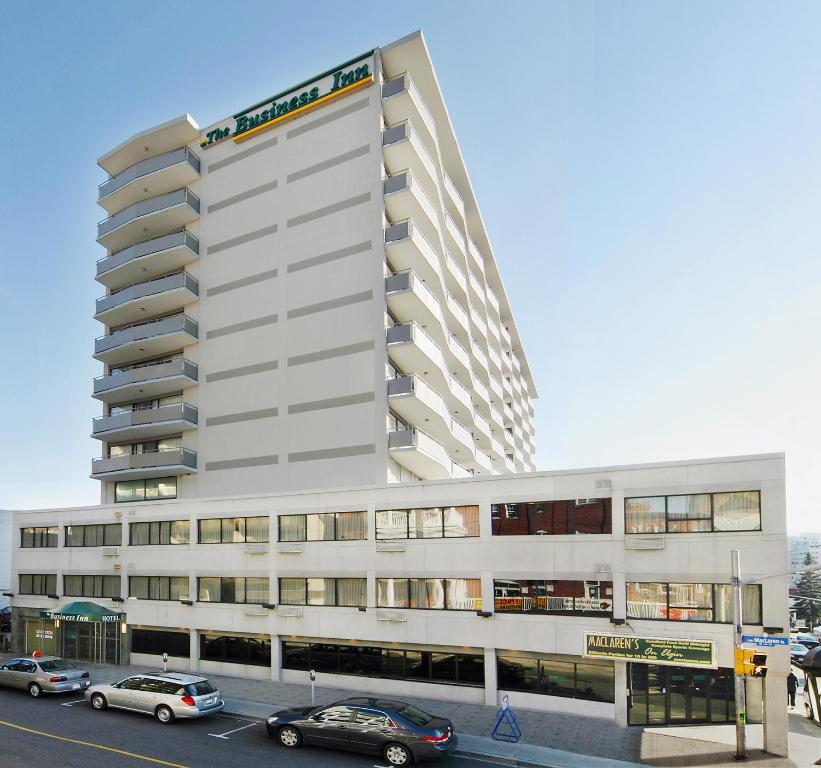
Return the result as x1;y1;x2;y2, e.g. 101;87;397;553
39;660;76;672
397;704;433;726
186;680;217;696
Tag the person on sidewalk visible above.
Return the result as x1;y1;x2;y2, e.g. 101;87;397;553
787;671;798;709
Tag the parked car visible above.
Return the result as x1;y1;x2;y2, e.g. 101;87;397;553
792;633;820;650
266;697;457;765
85;672;223;723
791;643;809;664
0;656;91;697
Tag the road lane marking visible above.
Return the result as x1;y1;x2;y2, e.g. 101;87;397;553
60;699;86;707
0;718;189;767
207;721;259;739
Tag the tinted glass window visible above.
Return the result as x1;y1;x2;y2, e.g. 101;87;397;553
397;704;433;726
316;706;353;723
186;680;217;696
39;660;75;672
354;709;390;726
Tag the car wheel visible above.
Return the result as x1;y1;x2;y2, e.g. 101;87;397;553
90;693;107;710
155;705;175;724
28;683;42;698
278;726;302;748
384;743;412;766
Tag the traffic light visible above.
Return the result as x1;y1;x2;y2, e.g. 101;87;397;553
735;649;767;677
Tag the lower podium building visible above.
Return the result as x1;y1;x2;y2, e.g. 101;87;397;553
10;452;789;753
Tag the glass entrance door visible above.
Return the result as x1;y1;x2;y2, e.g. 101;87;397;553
628;664;735;725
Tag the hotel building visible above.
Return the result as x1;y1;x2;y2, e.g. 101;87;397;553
9;31;789;755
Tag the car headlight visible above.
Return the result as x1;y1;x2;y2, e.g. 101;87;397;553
267;717;278;725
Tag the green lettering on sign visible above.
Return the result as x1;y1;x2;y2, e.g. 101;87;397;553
584;632;716;668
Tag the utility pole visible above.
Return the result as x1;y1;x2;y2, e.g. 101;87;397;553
732;550;747;761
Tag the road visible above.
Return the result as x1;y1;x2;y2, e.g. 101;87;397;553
0;688;505;768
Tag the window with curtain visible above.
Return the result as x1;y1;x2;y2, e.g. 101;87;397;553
19;574;56;595
625;492;761;534
627;582;762;623
198;517;268;543
129;520;190;545
377;578;482;610
197;577;268;604
20;527;58;548
63;575;121;598
376;507;480;539
277;512;366;542
64;524;121;547
116;477;177;503
278;578;366;607
129;576;189;601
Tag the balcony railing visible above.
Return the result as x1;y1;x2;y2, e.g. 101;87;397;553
98;188;200;239
92;403;198;436
96;271;199;315
91;447;197;476
97;230;199;278
95;314;198;355
99;147;200;201
93;357;198;395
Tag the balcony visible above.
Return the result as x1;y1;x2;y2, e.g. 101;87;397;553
96;230;199;290
387;375;474;458
98;114;200;177
93;357;198;403
384;219;440;286
90;447;197;481
98;147;200;215
445;293;469;344
388;428;471;481
97;188;200;253
471;340;489;374
94;314;198;366
382;121;437;195
384;170;439;245
444;250;468;301
385;270;444;341
92;403;198;442
382;73;438;151
444;213;465;257
468;239;485;274
95;271;199;326
443;173;465;219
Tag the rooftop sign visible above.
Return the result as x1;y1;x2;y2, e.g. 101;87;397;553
201;51;375;148
584;632;717;668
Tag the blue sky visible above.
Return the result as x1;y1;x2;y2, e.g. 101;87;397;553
1;1;818;532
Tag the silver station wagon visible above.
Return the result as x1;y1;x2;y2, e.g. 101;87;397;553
85;672;224;723
0;656;91;697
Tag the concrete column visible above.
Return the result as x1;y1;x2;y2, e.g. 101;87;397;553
270;634;281;681
483;647;498;706
367;570;376;610
612;573;627;621
481;570;494;615
762;650;790;757
478;500;493;541
190;629;199;673
614;661;628;726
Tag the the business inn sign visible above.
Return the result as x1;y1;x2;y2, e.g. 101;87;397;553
584;632;716;668
202;51;375;148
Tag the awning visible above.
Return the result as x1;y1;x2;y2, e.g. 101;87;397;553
39;602;122;623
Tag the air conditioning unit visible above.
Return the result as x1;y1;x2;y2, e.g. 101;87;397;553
244;606;268;617
376;609;407;623
277;542;303;554
102;547;120;557
244;543;269;555
625;537;665;550
376;541;406;552
276;606;303;618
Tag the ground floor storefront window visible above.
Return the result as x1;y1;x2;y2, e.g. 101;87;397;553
627;663;748;725
497;652;614;702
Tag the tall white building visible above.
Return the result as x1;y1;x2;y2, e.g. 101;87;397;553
91;31;536;506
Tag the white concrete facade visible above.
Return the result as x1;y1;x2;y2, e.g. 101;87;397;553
11;454;789;752
91;31;536;505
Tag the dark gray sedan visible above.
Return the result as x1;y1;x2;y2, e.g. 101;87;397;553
0;656;91;697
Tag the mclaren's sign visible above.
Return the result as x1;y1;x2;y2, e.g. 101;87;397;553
584;632;716;668
202;51;374;148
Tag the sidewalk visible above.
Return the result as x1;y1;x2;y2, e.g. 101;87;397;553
10;655;817;768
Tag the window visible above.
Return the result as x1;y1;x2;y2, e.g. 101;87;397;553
64;524;121;547
625;491;761;534
626;582;762;623
115;477;177;503
129;576;189;601
197;577;269;604
376;506;479;539
199;633;271;667
497;653;614;702
278;578;367;607
282;640;484;687
20;527;58;548
491;499;612;536
63;575;121;598
129;520;189;545
131;628;190;657
19;574;56;596
377;578;482;610
277;511;366;542
494;580;613;616
198;517;268;543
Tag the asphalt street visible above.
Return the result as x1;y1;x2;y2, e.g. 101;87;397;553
0;688;506;768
